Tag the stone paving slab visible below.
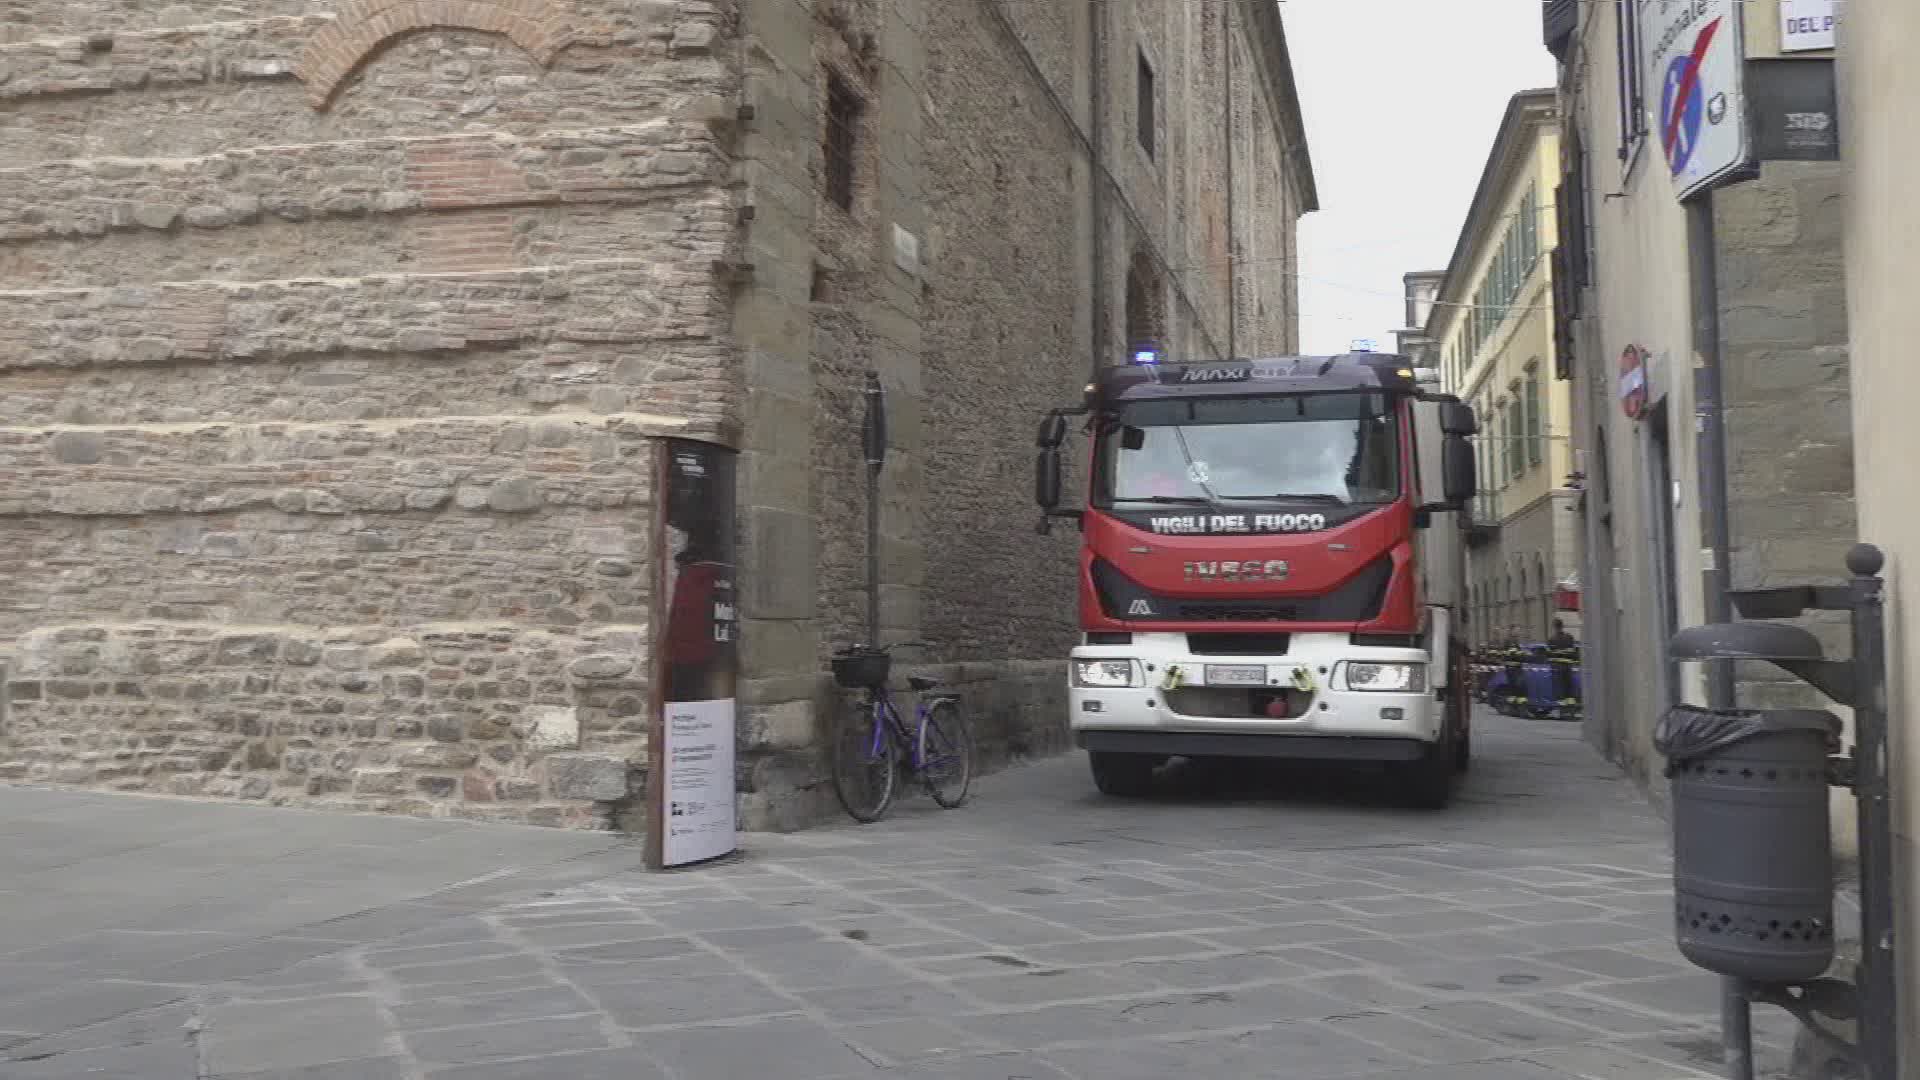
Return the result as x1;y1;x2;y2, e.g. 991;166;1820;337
0;713;1807;1078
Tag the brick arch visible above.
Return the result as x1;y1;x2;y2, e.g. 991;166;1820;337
293;0;571;108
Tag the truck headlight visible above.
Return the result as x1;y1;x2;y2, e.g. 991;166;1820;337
1073;660;1140;688
1343;662;1425;693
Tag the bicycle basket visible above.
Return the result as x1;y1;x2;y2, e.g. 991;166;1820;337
831;650;891;689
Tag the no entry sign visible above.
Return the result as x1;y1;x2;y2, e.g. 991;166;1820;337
1619;345;1649;420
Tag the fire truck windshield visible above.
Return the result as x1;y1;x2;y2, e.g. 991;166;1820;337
1096;391;1400;508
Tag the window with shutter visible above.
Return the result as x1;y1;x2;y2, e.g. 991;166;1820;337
1526;367;1543;466
1615;0;1647;163
1499;401;1514;483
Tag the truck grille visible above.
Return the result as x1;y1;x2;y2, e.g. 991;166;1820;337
1091;557;1393;625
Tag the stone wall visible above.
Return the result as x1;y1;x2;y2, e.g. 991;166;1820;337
1717;161;1854;710
921;0;1087;669
726;0;1312;830
0;0;1310;832
0;0;743;826
3;623;648;828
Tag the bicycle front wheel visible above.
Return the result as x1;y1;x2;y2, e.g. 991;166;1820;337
831;698;897;823
919;700;973;809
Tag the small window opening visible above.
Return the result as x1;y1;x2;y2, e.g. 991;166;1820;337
1136;49;1156;159
824;72;861;211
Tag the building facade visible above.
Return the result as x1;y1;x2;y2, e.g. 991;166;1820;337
1426;90;1579;648
0;0;1314;830
1544;0;1853;794
1392;270;1444;368
1837;0;1920;1068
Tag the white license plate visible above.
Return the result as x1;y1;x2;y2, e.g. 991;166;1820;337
1205;665;1268;687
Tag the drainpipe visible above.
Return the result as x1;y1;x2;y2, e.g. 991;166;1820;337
1087;0;1107;381
1223;5;1236;361
1688;194;1735;709
1688;190;1749;1080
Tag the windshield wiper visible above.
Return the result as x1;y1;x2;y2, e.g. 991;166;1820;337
1216;493;1349;504
1113;495;1212;505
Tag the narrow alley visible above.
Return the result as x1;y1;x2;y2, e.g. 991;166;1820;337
0;712;1795;1079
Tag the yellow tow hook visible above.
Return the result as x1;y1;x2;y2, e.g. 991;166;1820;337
1289;665;1316;693
1161;664;1186;691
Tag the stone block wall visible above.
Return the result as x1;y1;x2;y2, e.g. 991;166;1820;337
725;0;1311;832
1717;161;1855;710
0;0;744;826
0;0;1311;832
2;623;650;828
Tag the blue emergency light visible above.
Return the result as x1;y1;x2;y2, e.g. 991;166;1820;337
1131;348;1159;365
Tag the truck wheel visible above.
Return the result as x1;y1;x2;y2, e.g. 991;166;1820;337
1396;732;1456;810
1088;752;1157;798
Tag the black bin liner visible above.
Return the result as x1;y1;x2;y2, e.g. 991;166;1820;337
1654;705;1841;984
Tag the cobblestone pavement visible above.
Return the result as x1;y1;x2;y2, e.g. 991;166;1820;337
0;710;1800;1079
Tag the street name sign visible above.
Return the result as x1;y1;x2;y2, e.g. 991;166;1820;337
1780;0;1835;52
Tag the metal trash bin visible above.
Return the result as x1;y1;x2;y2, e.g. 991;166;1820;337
1655;705;1842;984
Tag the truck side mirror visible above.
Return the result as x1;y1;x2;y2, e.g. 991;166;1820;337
1442;434;1476;507
1035;447;1063;510
1440;401;1478;436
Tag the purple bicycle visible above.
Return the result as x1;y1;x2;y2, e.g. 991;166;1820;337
829;641;973;823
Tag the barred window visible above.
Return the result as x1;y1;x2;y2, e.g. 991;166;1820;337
1137;49;1157;159
1525;365;1543;466
824;72;861;211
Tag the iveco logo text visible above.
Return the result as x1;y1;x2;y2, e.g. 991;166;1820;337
1185;560;1289;583
1149;513;1328;535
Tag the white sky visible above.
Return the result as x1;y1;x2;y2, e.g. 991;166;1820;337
1280;0;1560;354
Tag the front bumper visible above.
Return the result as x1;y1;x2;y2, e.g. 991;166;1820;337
1069;632;1441;751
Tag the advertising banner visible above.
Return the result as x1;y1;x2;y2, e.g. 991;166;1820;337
648;439;740;870
1747;59;1840;162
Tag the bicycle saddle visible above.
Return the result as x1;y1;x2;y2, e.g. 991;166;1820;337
907;676;941;692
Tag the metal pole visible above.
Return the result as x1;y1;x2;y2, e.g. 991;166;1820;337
1686;191;1750;1080
1847;543;1898;1080
1223;2;1236;362
1086;0;1107;381
863;373;885;647
1720;980;1753;1080
865;459;879;646
1687;194;1735;707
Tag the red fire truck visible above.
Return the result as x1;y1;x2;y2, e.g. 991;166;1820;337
1034;352;1479;808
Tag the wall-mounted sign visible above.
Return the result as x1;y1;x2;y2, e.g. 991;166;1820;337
1618;345;1650;421
1642;0;1750;200
1747;59;1840;162
1780;0;1835;52
648;438;739;870
892;224;921;276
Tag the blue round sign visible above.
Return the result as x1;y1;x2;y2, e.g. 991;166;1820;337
1660;52;1704;175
